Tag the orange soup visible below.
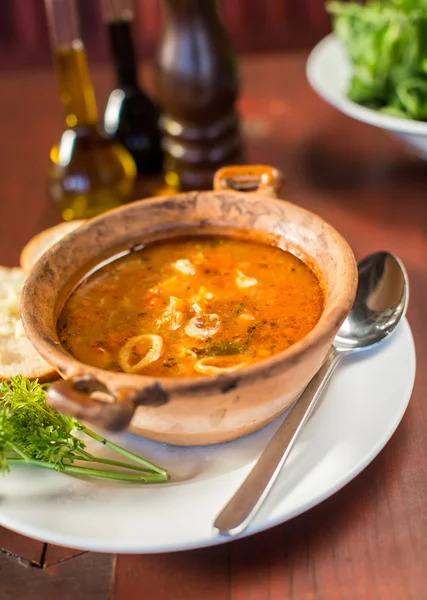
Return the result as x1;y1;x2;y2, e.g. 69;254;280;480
58;236;324;377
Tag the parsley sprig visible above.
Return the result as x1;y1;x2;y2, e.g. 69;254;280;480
0;376;169;483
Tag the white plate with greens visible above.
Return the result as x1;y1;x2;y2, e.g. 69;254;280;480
307;22;427;157
0;319;415;553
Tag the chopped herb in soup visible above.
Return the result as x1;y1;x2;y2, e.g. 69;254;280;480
58;236;324;377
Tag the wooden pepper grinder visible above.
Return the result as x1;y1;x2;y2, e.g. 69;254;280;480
155;0;243;191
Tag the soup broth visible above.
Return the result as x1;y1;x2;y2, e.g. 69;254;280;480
58;236;324;377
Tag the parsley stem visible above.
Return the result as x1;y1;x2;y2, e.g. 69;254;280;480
8;442;168;482
74;448;94;460
7;456;168;482
81;427;168;477
9;443;29;461
8;455;153;474
62;464;168;482
74;456;154;473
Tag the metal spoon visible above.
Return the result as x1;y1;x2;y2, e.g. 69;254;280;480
214;251;408;537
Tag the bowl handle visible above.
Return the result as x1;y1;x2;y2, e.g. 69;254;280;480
213;164;285;198
46;376;169;432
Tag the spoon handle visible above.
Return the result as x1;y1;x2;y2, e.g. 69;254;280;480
214;348;342;537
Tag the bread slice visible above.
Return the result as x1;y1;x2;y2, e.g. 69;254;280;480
2;222;84;381
0;266;57;381
20;220;85;273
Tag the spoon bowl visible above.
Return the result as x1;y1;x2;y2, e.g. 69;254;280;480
335;252;408;352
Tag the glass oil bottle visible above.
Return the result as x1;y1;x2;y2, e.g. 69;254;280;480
45;0;136;220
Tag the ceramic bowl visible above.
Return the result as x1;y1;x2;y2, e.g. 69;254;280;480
307;34;427;159
21;165;357;446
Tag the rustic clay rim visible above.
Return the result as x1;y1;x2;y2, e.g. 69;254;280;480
21;192;357;398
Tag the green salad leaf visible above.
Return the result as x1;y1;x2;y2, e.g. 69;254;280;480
327;0;427;119
0;376;169;483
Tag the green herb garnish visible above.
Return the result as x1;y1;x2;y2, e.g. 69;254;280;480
233;303;245;317
328;0;427;120
0;376;168;483
195;341;248;357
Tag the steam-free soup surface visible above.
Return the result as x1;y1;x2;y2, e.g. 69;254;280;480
58;236;324;377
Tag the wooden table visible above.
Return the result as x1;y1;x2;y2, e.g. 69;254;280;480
1;53;426;600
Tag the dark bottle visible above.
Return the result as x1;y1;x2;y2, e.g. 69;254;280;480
155;0;243;191
102;0;164;176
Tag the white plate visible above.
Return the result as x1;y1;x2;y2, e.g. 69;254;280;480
0;320;415;554
306;34;427;157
